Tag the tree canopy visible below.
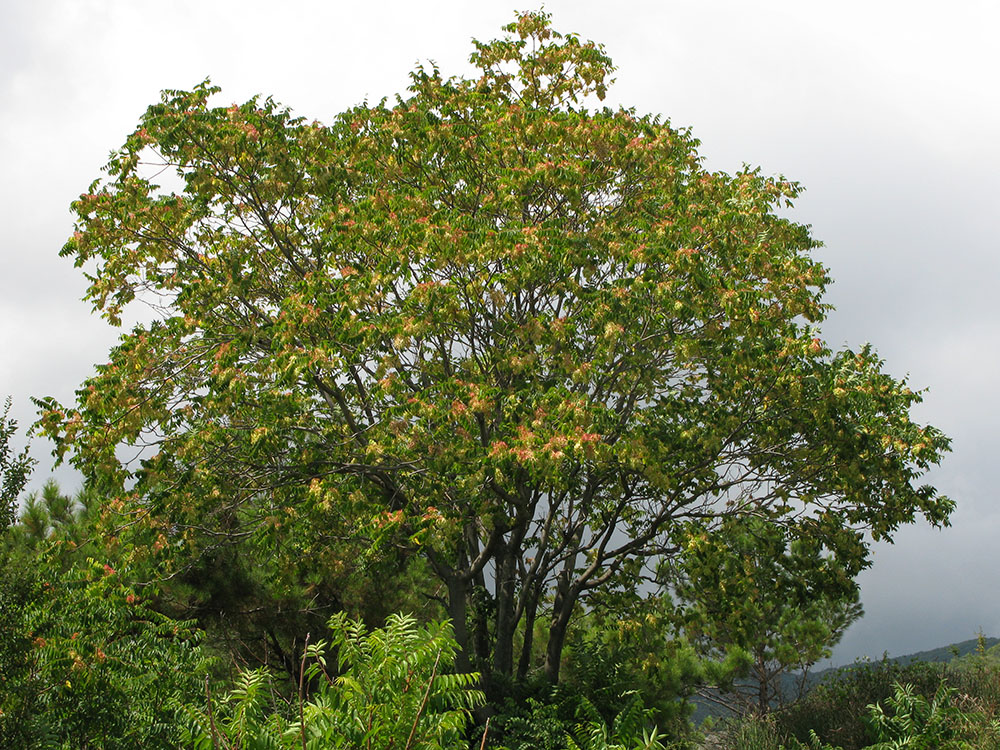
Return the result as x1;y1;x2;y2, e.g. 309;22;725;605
38;12;951;688
666;515;864;714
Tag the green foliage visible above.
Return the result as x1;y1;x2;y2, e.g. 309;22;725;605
1;475;212;747
0;397;33;532
722;654;1000;750
562;603;703;734
666;516;863;714
181;612;484;749
483;600;701;748
489;696;570;750
38;10;951;688
159;534;413;687
179;668;290;749
865;681;970;749
0;552;209;748
565;692;669;750
0;553;36;747
945;637;1000;725
486;689;682;750
779;659;947;749
712;713;791;750
716;678;1000;750
3;480;101;560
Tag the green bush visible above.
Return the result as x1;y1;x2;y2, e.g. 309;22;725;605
866;680;1000;750
565;692;670;750
777;659;946;749
0;555;209;748
181;612;484;749
719;659;1000;750
712;713;789;750
487;695;571;750
559;605;702;742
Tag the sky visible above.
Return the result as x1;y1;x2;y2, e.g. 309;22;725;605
1;0;998;666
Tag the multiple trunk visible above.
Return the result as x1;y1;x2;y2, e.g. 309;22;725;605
423;488;662;688
426;516;587;687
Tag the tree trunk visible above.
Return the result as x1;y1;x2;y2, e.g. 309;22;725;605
755;653;769;714
493;542;518;677
516;578;540;680
445;572;473;676
543;598;575;684
543;575;579;684
471;583;493;677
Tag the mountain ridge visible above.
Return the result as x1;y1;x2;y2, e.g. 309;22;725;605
819;634;1000;675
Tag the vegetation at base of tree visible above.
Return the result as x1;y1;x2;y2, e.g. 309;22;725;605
0;550;210;747
180;612;484;749
560;603;704;733
713;647;1000;750
0;9;968;750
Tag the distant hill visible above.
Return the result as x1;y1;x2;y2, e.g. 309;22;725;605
882;636;1000;667
782;635;1000;707
690;635;1000;724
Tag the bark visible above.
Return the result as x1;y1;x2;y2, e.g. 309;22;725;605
543;540;582;684
543;582;578;684
754;652;769;714
493;517;530;677
492;542;518;677
516;578;540;680
445;572;473;676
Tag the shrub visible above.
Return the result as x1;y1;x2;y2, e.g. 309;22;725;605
181;612;484;749
487;695;571;750
712;713;788;750
777;658;945;749
0;555;209;748
721;657;1000;750
866;680;1000;750
565;692;670;750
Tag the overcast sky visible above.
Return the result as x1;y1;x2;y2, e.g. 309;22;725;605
2;0;997;666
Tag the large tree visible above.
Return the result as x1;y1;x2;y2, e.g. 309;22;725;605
39;12;951;687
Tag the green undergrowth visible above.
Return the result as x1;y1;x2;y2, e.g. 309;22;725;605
712;651;1000;750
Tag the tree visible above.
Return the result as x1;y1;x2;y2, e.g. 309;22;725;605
5;479;100;553
0;397;33;532
665;516;864;715
38;12;951;689
0;468;212;747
